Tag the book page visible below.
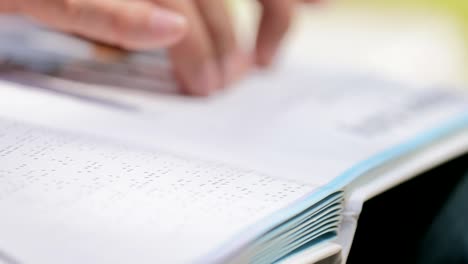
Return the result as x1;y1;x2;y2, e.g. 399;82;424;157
0;16;467;189
1;17;468;263
0;119;312;264
0;67;466;189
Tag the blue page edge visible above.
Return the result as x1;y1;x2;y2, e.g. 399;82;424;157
202;110;468;263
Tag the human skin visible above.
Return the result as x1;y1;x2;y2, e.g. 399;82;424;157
0;0;320;96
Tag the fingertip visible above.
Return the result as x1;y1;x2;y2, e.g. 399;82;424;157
255;0;294;68
255;41;278;68
221;51;252;87
149;8;188;46
255;49;273;68
181;60;221;96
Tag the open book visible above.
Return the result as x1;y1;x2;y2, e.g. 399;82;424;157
1;17;468;264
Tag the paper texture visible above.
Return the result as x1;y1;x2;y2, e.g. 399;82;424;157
0;119;312;264
0;69;466;189
1;16;468;263
0;16;467;188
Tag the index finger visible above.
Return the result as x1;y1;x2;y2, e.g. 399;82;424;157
149;0;221;96
255;0;296;67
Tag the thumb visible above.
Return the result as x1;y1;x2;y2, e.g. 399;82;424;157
15;0;187;50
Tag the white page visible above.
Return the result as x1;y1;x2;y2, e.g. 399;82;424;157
0;16;467;188
1;18;468;263
0;119;312;264
0;68;466;188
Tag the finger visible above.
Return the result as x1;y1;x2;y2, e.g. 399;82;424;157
17;0;187;50
0;2;19;13
150;0;221;96
194;0;246;86
255;0;296;67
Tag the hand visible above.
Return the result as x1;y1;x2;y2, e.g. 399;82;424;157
165;0;322;96
255;0;321;67
0;0;187;51
1;0;321;96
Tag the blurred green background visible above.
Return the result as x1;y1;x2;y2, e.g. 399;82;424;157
344;0;468;84
346;0;468;40
267;0;468;88
231;0;468;88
